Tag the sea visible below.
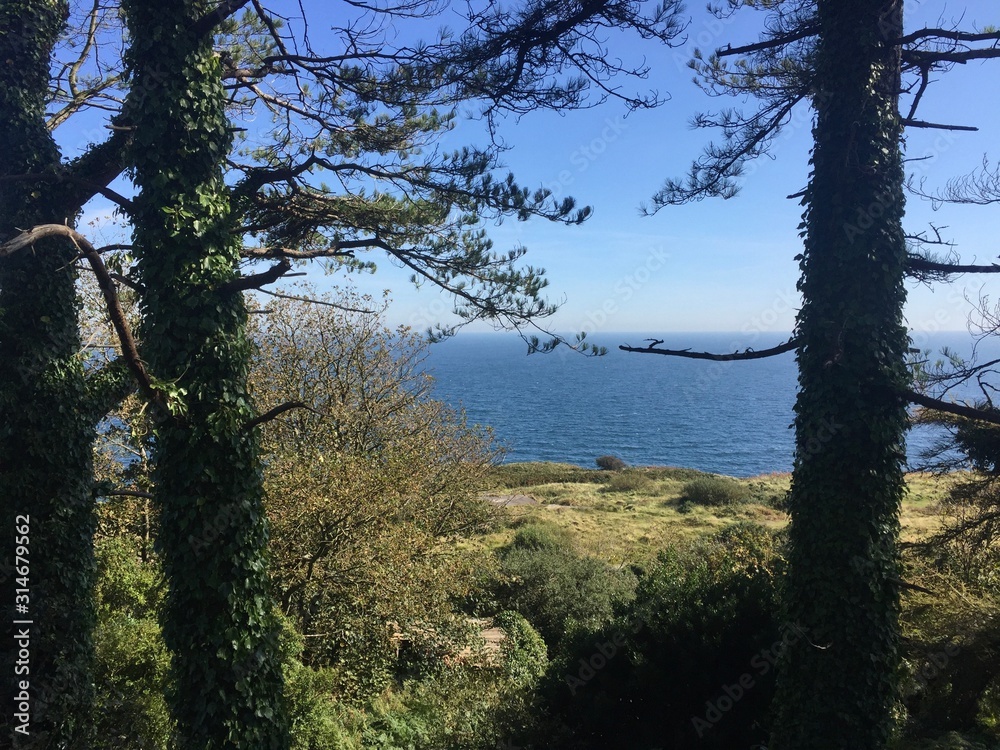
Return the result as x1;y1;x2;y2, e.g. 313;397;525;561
420;331;993;478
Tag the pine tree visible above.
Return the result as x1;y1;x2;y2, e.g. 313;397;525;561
620;2;1000;745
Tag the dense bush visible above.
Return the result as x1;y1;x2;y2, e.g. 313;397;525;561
492;462;609;487
680;476;749;506
491;524;637;647
596;455;627;471
600;469;653;494
494;610;549;688
91;539;172;750
537;523;784;750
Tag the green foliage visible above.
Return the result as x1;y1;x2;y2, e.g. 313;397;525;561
251;290;498;699
121;1;288;746
494;611;548;689
0;2;105;745
492;523;637;647
595;455;627;471
91;539;172;750
539;523;784;750
600;469;654;494
681;476;749;506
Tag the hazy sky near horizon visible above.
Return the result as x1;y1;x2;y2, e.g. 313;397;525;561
69;1;1000;338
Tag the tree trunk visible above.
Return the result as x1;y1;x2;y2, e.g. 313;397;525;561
0;2;100;747
771;1;908;748
121;0;289;747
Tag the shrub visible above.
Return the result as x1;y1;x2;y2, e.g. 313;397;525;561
492;462;607;488
539;523;784;750
494;611;548;688
91;539;172;750
596;455;627;471
601;469;653;495
680;476;749;506
493;524;637;647
508;523;573;552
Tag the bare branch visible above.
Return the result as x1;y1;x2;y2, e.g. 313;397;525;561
256;288;376;314
716;24;819;58
242;400;316;432
906;389;1000;427
897;27;1000;48
0;172;133;214
907;256;1000;277
218;258;294;293
0;224;164;413
102;489;154;499
902;119;978;132
619;337;798;361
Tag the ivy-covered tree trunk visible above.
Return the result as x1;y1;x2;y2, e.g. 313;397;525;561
0;2;100;747
121;1;288;747
771;1;907;748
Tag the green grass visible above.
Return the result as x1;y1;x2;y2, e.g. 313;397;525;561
482;462;959;565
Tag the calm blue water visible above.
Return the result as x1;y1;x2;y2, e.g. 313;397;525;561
421;331;989;477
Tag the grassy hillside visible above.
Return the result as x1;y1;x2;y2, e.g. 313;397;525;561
478;462;959;564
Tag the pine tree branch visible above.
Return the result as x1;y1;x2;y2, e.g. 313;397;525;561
905;390;1000;426
902;119;978;132
218;258;295;293
618;337;798;360
716;24;819;58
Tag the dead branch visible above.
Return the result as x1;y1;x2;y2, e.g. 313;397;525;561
0;223;164;413
619;337;798;361
242;400;317;432
902;119;978;132
716;24;819;58
218;258;295;293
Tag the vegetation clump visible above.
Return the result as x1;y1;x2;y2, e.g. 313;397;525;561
601;469;654;495
680;476;750;506
490;523;638;648
596;455;628;471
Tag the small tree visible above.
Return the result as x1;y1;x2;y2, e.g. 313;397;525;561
251;289;500;693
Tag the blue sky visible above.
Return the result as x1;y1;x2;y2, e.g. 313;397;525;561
69;1;1000;338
